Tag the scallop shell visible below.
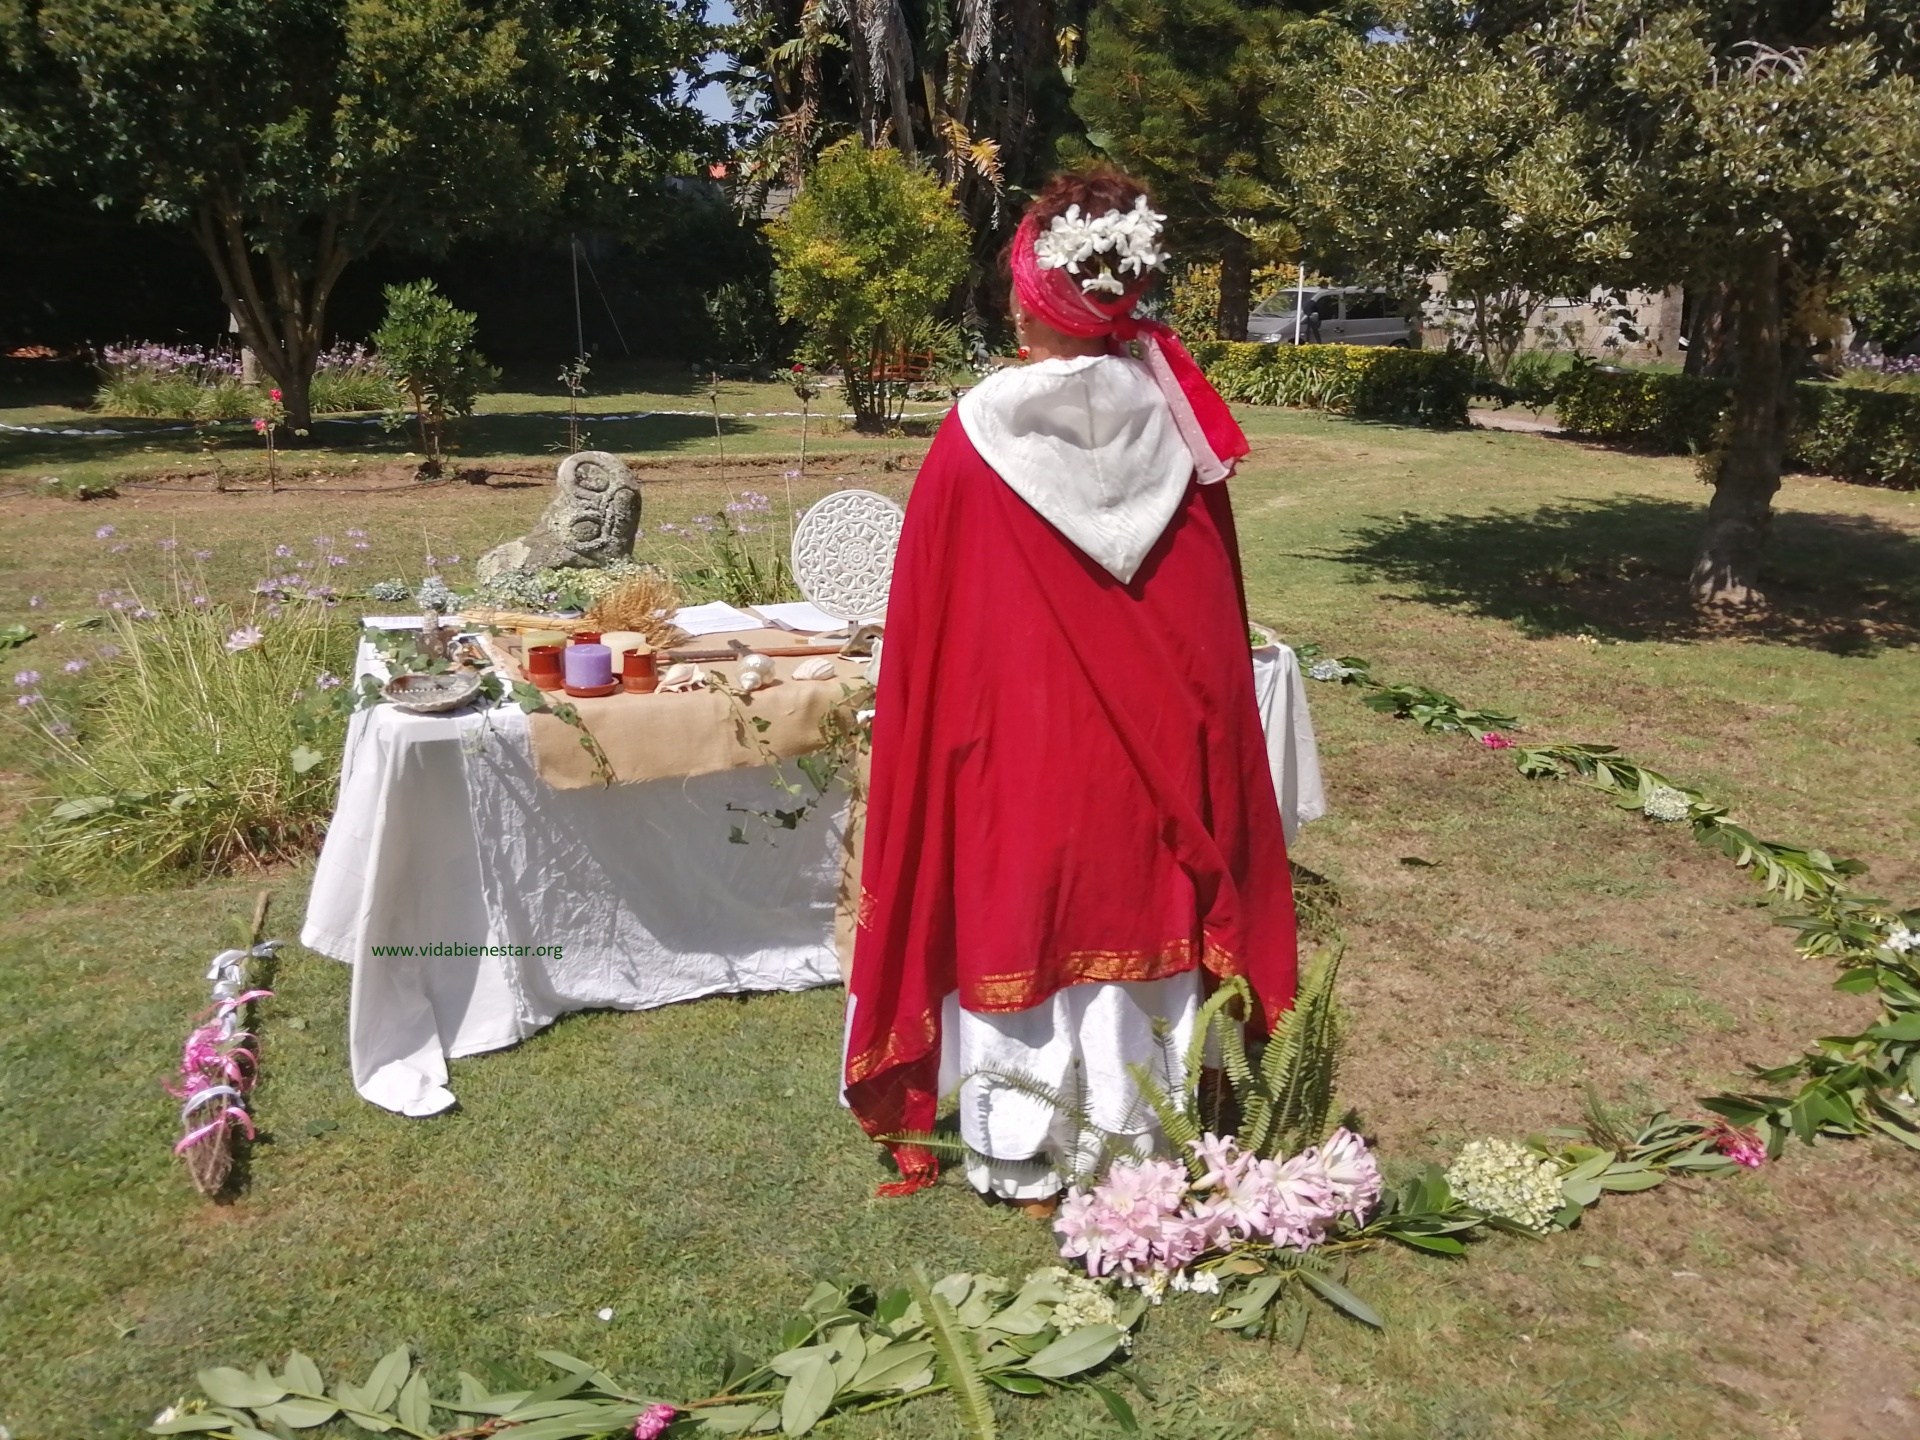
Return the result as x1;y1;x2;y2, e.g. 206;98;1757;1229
657;663;707;693
791;657;837;681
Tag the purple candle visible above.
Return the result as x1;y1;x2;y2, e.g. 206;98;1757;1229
562;643;613;689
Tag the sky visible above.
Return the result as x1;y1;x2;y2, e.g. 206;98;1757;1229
693;0;736;125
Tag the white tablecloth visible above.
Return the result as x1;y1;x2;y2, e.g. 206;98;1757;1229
303;637;1325;1115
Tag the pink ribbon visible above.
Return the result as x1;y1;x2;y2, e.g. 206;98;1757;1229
1010;213;1250;481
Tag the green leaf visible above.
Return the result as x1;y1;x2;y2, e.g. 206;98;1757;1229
1298;1269;1384;1330
697;1404;776;1436
281;1353;325;1397
849;1340;936;1394
1596;1167;1666;1193
199;1366;287;1409
258;1397;341;1430
779;1352;837;1436
395;1373;431;1433
1022;1324;1123;1379
1867;1014;1920;1042
364;1346;411;1412
289;745;325;774
1084;1380;1139;1431
987;1373;1046;1394
149;1414;242;1434
50;795;118;821
1386;1230;1466;1255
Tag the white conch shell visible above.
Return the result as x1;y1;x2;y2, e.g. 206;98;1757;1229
739;652;774;674
657;663;706;693
737;668;768;693
791;657;837;681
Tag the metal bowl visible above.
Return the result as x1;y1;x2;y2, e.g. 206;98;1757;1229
383;671;483;715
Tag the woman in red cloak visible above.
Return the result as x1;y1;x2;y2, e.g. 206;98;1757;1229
844;169;1297;1200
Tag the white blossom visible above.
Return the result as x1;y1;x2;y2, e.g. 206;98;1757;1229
1032;196;1171;294
1885;925;1918;955
1641;784;1691;822
1445;1137;1563;1231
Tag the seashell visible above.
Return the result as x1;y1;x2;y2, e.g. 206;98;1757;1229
791;657;837;681
737;668;767;693
739;652;774;675
657;663;707;693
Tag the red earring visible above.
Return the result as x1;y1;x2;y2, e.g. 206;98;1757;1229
1017;345;1031;361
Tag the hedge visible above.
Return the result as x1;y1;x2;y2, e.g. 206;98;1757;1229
1556;365;1920;490
1190;342;1475;428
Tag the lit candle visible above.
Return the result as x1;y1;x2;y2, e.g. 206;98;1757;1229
562;643;613;689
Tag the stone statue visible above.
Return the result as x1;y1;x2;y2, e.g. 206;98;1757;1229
475;451;642;584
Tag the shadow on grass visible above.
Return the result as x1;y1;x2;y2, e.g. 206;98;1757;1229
1332;494;1920;652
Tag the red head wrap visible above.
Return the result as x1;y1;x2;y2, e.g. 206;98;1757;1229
1011;211;1250;480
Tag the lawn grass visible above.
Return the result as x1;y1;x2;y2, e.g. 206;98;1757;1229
4;381;1920;1439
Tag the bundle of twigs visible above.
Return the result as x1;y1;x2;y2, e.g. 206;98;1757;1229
171;891;279;1198
586;570;686;647
458;607;599;634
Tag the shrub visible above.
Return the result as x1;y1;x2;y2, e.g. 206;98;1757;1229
1195;343;1475;427
767;139;971;431
1553;366;1729;452
308;343;398;412
1555;363;1920;489
32;588;358;882
1793;386;1920;489
373;280;495;474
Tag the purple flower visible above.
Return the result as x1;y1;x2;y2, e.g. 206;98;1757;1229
326;555;347;567
158;538;178;551
17;692;43;707
346;527;366;539
28;595;42;608
194;549;214;561
352;541;369;550
316;671;343;690
98;644;121;660
110;543;129;554
15;669;41;686
312;536;332;548
45;720;72;737
131;606;157;620
63;658;87;674
94;525;116;540
192;595;209;607
274;544;295;559
225;625;265;653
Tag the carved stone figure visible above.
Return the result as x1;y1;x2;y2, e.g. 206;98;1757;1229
476;451;642;583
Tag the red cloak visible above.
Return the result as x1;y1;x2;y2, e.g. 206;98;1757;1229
844;412;1297;1182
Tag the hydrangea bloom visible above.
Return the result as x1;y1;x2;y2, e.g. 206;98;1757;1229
1642;784;1691;822
1307;658;1351;682
1445;1138;1563;1231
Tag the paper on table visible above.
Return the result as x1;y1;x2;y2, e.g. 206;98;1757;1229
751;601;846;633
671;602;765;636
363;614;465;630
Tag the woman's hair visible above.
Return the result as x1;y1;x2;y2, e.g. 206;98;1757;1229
1016;167;1157;289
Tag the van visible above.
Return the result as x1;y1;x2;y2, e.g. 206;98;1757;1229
1246;287;1413;346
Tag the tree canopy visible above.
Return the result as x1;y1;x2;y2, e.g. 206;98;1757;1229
1291;0;1920;604
0;0;714;425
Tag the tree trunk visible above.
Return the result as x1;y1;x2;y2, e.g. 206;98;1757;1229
1683;282;1735;378
1215;229;1252;342
194;202;351;439
1690;243;1789;608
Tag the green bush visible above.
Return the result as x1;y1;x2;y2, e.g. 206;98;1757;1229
373;280;495;474
1193;342;1475;427
32;591;357;882
1555;364;1920;489
1554;366;1730;452
1793;385;1920;489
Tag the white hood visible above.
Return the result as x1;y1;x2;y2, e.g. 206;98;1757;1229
957;353;1198;584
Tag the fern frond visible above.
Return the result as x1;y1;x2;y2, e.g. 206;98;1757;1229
1254;945;1345;1157
1183;976;1253;1104
910;1270;998;1440
958;1064;1102;1151
1127;1061;1205;1176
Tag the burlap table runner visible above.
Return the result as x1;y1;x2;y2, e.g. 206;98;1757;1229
483;629;861;790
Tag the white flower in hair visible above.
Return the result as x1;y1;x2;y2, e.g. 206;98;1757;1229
1033;194;1171;294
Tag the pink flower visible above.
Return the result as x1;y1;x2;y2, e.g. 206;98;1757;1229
1709;1119;1766;1169
1262;1151;1341;1249
254;418;268;433
633;1404;675;1439
1305;1128;1382;1225
225;625;265;653
269;388;283;402
1480;732;1515;750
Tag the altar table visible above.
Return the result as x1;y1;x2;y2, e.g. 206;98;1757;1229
301;632;1325;1115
